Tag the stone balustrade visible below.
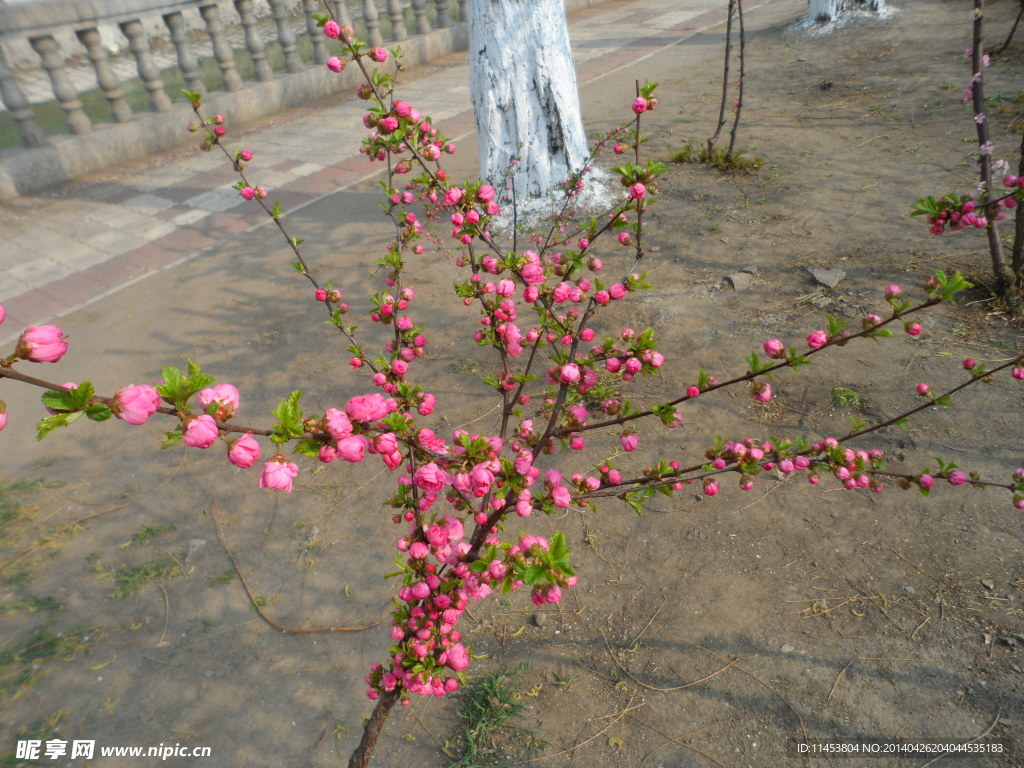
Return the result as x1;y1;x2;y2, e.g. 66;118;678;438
0;0;464;150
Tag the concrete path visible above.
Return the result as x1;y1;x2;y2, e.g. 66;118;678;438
0;0;791;344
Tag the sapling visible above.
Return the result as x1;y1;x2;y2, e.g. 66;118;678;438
1;14;1023;768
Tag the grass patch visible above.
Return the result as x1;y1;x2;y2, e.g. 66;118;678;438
829;386;862;408
672;141;765;173
119;525;168;549
0;628;102;696
0;596;63;617
106;555;182;600
443;665;546;767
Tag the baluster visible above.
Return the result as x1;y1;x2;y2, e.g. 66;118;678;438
76;28;132;122
120;20;172;112
328;0;355;28
268;0;302;73
234;0;273;80
164;11;203;93
200;4;243;90
434;0;450;29
362;0;384;47
0;44;48;146
386;0;408;40
457;0;466;22
29;35;91;135
411;0;431;35
303;0;327;64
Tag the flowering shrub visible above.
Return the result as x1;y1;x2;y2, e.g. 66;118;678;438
1;12;1023;768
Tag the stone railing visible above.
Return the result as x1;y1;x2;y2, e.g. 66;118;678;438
0;0;470;197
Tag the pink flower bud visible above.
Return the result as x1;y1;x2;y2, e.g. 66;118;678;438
259;454;299;492
916;382;931;396
16;325;68;363
323;20;341;38
632;97;648;114
905;322;922;336
806;330;828;350
620;432;639;452
918;473;934;489
228;433;261;468
113;384;161;425
370;47;388;63
240;149;253;161
629;183;646;199
762;339;785;359
948;470;968;486
884;284;902;301
183;414;220;449
327;56;344;73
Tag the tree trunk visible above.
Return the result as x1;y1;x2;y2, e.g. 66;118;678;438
468;0;588;200
807;0;887;23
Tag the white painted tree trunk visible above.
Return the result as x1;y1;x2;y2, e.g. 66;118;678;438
807;0;887;23
468;0;589;200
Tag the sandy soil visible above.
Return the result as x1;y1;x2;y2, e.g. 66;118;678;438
1;0;1022;767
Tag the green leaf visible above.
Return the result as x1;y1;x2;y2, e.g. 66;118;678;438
36;411;82;440
41;390;75;412
293;439;323;458
158;365;184;399
85;404;113;422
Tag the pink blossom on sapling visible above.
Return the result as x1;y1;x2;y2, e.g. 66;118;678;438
259;454;299;492
112;384;162;425
183;414;220;449
228;434;261;468
16;326;69;363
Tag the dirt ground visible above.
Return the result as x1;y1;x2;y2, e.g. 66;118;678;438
2;0;1023;766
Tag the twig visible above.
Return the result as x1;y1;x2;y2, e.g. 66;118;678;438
210;495;384;634
826;661;852;701
601;629;741;692
514;695;641;763
630;715;732;768
917;707;1001;767
0;504;127;573
155;583;171;648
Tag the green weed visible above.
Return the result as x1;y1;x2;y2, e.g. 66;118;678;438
829;387;862;408
672;141;765;173
107;555;182;600
443;665;546;767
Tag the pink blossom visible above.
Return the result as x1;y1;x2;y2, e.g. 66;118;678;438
905;322;922;336
445;643;469;671
17;325;68;363
918;473;934;489
337;435;368;462
239;149;253;161
0;303;5;325
443;187;463;206
618;231;631;245
559;364;580;383
323;19;340;38
806;330;828;349
324;408;353;439
259;455;299;492
884;284;902;300
228;434;261;468
197;383;240;418
1012;367;1024;380
370;47;388;62
762;339;785;359
948;470;969;486
620;432;639;452
916;383;931;396
752;382;772;403
240;186;255;200
632;97;648;114
704;480;719;497
346;393;389;422
629;183;646;199
327;57;344;73
476;184;495;203
414;462;447;492
551;485;571;508
183;414;219;449
113;384;162;425
378;116;399;133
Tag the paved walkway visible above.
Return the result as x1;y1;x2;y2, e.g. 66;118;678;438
0;0;789;344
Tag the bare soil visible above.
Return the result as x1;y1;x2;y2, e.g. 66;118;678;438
1;0;1023;767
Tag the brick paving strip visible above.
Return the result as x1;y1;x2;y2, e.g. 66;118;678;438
0;0;781;344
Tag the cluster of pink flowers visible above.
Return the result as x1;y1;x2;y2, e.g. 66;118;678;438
921;177;1023;235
